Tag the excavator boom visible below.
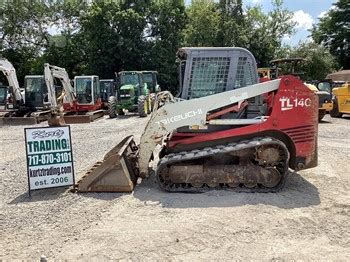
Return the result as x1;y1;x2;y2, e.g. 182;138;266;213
0;58;44;125
44;63;77;126
0;58;23;106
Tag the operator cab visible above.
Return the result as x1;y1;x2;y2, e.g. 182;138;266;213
74;76;101;105
24;75;50;110
117;71;145;103
0;85;8;110
317;81;332;93
100;79;116;104
176;47;258;100
142;71;160;93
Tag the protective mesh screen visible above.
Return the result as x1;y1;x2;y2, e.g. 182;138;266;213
188;57;230;99
234;57;254;88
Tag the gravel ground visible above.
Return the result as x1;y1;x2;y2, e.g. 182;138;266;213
1;114;349;260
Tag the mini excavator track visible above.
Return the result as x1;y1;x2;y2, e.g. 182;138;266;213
156;137;289;193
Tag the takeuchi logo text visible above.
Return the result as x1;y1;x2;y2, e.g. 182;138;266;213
32;129;64;139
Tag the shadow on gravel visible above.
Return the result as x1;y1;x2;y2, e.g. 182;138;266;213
105;114;141;120
9;187;68;204
9;187;124;204
133;171;320;209
319;119;332;124
77;192;124;201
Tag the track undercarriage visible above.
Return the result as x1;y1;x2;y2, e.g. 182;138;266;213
157;137;289;193
62;109;105;124
0;110;50;125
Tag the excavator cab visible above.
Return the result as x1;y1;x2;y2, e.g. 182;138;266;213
74;76;101;105
0;86;7;109
24;75;50;110
100;79;116;109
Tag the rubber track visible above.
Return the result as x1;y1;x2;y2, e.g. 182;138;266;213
156;137;290;193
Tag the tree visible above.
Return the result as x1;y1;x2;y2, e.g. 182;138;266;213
148;0;187;92
0;1;87;81
289;42;338;80
182;0;295;67
79;1;150;78
182;0;219;47
312;0;350;69
242;0;295;66
216;0;245;46
0;1;54;83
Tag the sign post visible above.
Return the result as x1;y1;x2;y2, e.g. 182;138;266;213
24;126;75;196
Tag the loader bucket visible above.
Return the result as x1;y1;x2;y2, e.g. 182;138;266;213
76;135;139;192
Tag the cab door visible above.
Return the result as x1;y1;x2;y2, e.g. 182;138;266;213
343;85;350;113
93;76;100;104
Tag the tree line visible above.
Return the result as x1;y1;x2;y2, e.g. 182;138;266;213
0;0;348;93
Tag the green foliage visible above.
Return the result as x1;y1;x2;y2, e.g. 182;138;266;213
288;42;338;80
79;1;148;78
216;0;244;47
239;0;295;66
0;1;54;83
0;0;340;91
182;0;295;67
182;0;219;47
148;0;187;92
312;0;350;69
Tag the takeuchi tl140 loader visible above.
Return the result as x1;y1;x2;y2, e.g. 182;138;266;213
76;47;318;193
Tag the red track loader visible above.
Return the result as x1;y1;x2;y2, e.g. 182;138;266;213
76;47;318;193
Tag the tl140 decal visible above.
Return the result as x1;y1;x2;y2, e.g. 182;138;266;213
279;97;312;111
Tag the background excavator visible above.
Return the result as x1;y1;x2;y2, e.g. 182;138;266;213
44;64;104;125
0;58;51;125
76;47;318;193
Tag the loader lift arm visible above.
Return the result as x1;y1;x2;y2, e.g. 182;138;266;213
0;58;23;106
138;79;281;177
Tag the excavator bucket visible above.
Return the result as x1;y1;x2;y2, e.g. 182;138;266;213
76;135;139;192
